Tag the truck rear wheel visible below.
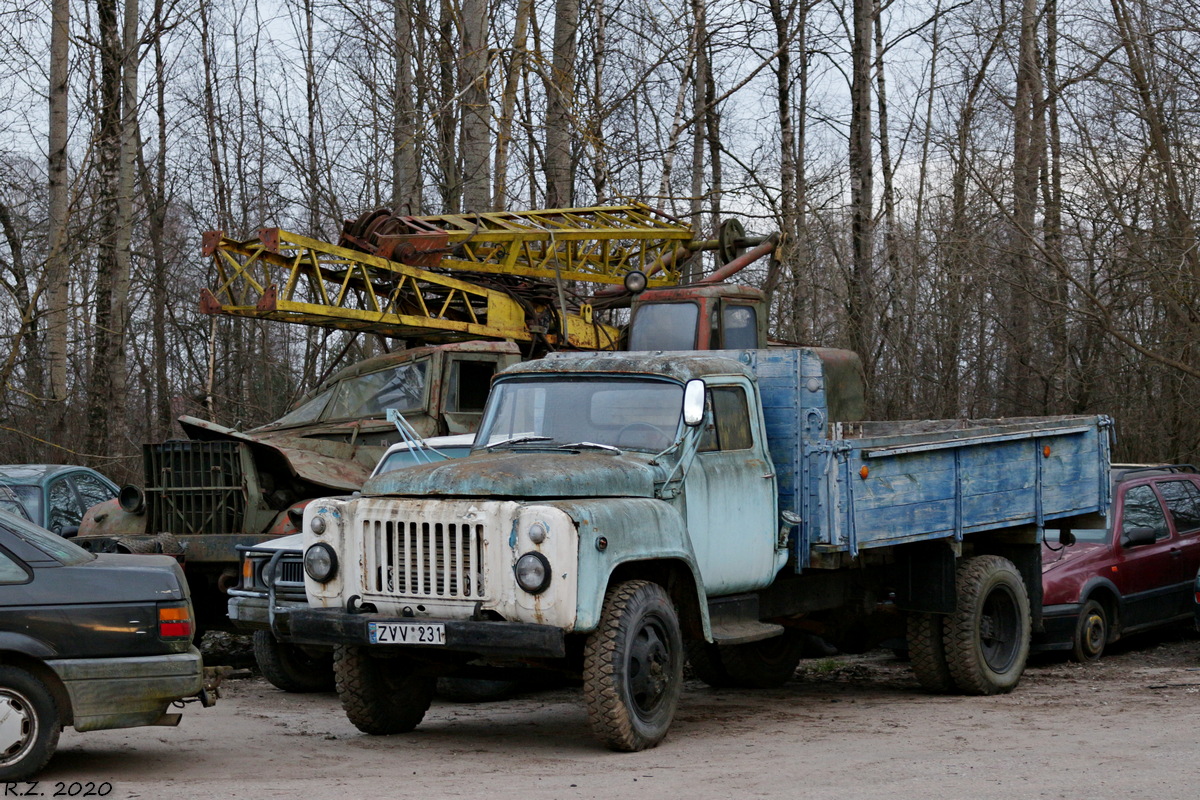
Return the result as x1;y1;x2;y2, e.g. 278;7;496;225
717;632;804;689
333;646;434;735
906;613;954;693
253;630;335;693
944;555;1030;695
583;580;682;752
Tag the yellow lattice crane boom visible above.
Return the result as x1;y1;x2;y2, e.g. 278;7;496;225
198;202;744;351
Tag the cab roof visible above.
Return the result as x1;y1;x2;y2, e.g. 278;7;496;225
502;351;755;383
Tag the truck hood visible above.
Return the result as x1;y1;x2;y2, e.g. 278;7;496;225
179;415;372;492
361;450;659;499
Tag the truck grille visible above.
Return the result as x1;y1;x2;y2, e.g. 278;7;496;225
144;441;246;535
276;557;304;585
362;518;485;599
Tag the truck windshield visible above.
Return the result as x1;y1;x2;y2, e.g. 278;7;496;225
266;360;429;428
475;377;684;452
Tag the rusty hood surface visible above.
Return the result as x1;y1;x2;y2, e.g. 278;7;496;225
361;450;658;499
178;416;373;492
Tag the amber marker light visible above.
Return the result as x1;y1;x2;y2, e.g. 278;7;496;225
859;465;869;479
1043;445;1051;457
158;604;193;639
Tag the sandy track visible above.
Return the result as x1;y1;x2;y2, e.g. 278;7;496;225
36;631;1200;800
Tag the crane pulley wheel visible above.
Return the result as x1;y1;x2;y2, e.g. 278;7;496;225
717;218;748;265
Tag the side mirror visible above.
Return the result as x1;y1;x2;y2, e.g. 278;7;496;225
1121;526;1157;548
683;380;706;427
1058;530;1077;547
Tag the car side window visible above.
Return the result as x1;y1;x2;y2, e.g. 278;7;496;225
0;549;29;583
47;477;83;533
1121;485;1170;541
73;473;115;509
1156;479;1200;534
698;386;754;452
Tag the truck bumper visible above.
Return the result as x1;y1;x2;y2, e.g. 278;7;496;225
1031;603;1079;652
289;608;567;658
46;648;207;732
227;593;308;637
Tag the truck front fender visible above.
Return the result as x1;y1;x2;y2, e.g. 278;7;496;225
548;498;710;637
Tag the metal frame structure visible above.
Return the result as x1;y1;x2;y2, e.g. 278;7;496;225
200;203;704;350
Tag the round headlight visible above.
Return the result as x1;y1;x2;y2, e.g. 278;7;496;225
304;543;338;583
310;515;327;535
514;552;552;594
527;521;548;544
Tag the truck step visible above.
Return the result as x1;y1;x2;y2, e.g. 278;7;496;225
709;620;785;645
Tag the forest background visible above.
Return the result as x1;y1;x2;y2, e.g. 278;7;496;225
1;0;1198;483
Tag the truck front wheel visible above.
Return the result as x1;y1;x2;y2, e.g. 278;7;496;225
583;580;683;752
333;646;434;735
253;631;335;693
944;555;1030;695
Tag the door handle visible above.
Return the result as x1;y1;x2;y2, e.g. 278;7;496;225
763;473;775;479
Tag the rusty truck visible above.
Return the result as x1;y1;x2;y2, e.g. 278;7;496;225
285;346;1112;750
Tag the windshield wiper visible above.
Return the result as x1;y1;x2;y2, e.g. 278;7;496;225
485;435;554;450
558;442;621;453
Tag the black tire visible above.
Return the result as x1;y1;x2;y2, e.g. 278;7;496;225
1071;599;1108;662
685;641;734;688
436;677;519;703
0;667;60;781
907;612;954;693
253;630;335;693
583;580;683;752
944;555;1031;695
718;632;805;689
333;646;435;735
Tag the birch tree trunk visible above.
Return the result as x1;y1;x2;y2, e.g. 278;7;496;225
545;0;579;207
46;0;70;428
393;0;422;212
848;0;875;388
460;0;492;210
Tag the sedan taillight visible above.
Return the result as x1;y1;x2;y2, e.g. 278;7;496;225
158;602;193;640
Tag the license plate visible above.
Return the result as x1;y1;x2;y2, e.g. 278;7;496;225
368;621;446;646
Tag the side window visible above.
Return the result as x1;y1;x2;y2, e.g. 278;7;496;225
47;478;83;532
73;473;115;509
698;387;754;452
1121;485;1169;541
721;305;759;349
446;360;496;413
0;548;29;583
1157;480;1200;534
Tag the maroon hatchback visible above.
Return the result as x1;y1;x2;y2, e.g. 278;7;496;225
1038;465;1200;661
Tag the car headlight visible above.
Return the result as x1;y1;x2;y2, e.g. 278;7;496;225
514;552;551;594
304;543;338;583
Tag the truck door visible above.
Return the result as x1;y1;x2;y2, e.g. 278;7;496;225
683;382;779;595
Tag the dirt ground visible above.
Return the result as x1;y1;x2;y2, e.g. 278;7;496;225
35;630;1200;800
